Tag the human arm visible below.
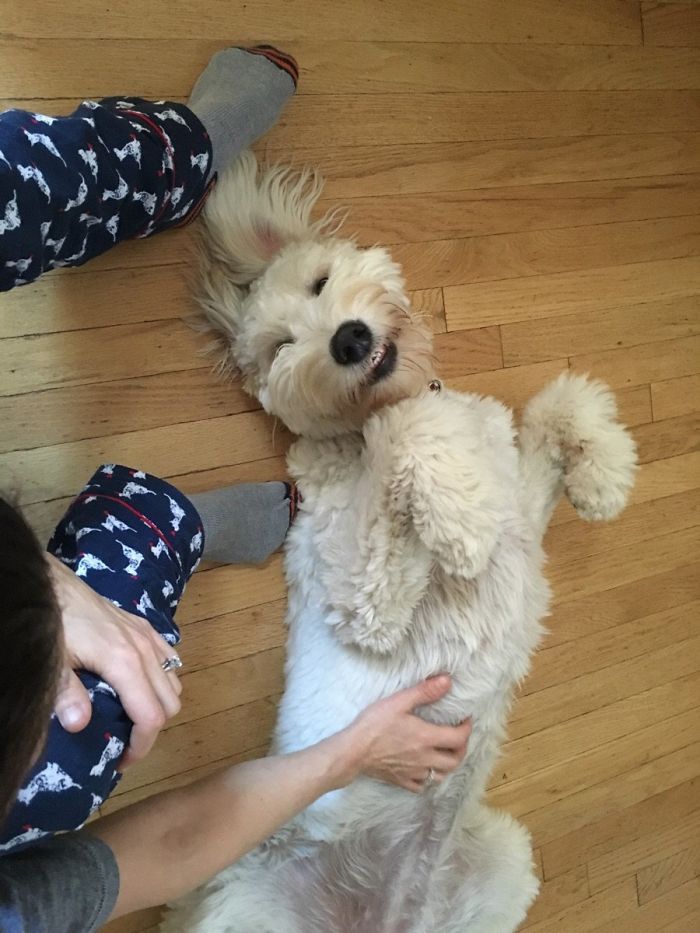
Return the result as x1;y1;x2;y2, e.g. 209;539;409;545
89;675;471;919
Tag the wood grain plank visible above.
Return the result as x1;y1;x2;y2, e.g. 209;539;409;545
3;1;643;44
545;490;700;576
630;451;700;504
1;319;205;396
634;413;700;463
501;294;700;366
434;327;503;378
446;359;568;413
587;811;700;895
524;740;700;848
523;599;699;697
615;384;654;427
490;686;700;815
0;265;190;339
652;373;700;420
10;39;700;99
311;134;700;200
170;648;284;728
177;558;286;625
511;634;700;742
0;410;291;505
172;647;285;728
595;879;700;933
521;866;589;929
546;526;700;605
523;876;637;933
643;2;700;46
543;561;700;648
335;175;700;246
570;334;700;391
179;600;286;672
400;211;700;290
497;669;700;791
541;777;700;880
447;254;700;333
661;911;700;933
0;368;256;454
261;91;700;148
636;845;700;905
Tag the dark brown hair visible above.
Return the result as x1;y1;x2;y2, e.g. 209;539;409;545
0;496;62;818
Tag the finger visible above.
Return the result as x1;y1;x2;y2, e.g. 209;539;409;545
127;616;183;702
429;752;462;773
105;654;165;768
145;628;183;696
392;675;452;713
54;667;93;733
422;718;472;751
140;638;182;721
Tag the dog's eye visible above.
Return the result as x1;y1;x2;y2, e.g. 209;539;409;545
274;338;295;355
312;276;328;296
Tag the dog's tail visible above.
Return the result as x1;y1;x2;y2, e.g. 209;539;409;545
518;372;637;539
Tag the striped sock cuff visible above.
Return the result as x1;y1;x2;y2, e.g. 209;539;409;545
243;44;299;87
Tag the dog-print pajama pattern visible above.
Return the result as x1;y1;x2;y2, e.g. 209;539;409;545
0;97;213;291
0;464;204;852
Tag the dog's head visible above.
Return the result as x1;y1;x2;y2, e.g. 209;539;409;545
196;153;433;437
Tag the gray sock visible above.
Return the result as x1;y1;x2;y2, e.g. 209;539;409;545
188;46;298;178
190;481;295;564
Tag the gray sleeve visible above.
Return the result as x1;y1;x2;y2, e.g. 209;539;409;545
0;833;119;932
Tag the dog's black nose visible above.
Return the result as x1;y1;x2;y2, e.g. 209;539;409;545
330;320;373;365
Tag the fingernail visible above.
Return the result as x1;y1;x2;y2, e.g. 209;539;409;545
430;674;450;686
61;704;84;727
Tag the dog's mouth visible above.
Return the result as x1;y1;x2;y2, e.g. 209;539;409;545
367;340;397;384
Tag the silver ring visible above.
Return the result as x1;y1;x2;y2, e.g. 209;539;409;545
423;767;436;790
161;655;183;673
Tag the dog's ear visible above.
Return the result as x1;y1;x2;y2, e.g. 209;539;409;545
192;230;247;380
200;151;327;285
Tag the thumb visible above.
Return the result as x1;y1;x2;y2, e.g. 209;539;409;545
395;674;452;711
54;667;93;733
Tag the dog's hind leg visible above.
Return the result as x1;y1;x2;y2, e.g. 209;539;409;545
418;804;540;933
518;372;637;540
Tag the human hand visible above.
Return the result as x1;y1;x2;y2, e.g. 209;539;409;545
46;553;182;768
342;675;471;792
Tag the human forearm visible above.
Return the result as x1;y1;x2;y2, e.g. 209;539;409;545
88;676;470;920
89;730;359;918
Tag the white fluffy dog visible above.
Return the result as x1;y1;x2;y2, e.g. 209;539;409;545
163;154;637;932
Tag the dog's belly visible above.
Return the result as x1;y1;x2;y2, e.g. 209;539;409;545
250;801;464;933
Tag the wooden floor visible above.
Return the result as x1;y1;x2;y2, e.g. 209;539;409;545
1;1;699;930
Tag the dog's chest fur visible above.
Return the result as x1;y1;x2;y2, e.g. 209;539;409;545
272;397;549;831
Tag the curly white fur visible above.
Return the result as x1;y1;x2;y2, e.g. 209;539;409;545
164;155;637;932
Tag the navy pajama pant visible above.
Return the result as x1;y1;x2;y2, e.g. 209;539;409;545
0;466;204;852
0;96;213;851
0;97;213;290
